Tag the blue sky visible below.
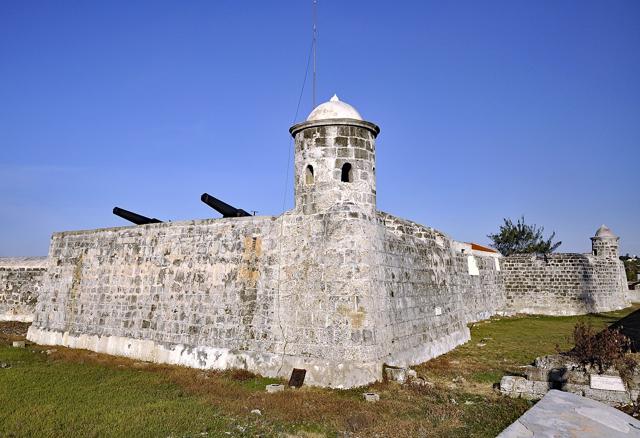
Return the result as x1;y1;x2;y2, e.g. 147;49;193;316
1;1;638;256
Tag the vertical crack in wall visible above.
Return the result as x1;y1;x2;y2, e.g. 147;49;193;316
66;251;85;332
238;235;261;350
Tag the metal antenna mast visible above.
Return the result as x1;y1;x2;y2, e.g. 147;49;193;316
312;0;318;108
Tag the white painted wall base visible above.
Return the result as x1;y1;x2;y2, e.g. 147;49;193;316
385;327;471;368
26;326;382;388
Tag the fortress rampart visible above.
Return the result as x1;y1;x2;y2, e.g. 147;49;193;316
25;208;505;387
0;257;47;322
501;253;628;316
375;212;504;368
5;96;631;388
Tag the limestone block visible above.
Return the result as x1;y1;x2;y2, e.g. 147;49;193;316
384;366;410;383
566;370;590;385
524;365;548;382
363;392;379;402
501;376;527;393
266;384;284;393
519;391;544;401
513;377;534;393
531;381;551;395
583;387;631;406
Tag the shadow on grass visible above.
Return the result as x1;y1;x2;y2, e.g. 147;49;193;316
608;308;640;352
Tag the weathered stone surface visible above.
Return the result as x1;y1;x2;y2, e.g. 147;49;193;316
0;257;47;322
501;250;628;316
265;384;284;393
363;392;379;402
500;376;551;400
583;387;632;405
384;366;418;383
384;366;409;383
498;390;640;437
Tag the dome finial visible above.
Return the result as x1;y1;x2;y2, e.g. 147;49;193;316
306;94;362;121
594;224;617;238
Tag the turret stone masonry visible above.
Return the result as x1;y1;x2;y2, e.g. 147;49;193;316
0;96;631;387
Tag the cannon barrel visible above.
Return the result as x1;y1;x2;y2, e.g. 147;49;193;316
201;193;251;218
113;207;163;225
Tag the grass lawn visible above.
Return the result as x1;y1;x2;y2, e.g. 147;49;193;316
1;304;637;437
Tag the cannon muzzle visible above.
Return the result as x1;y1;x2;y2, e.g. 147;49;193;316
201;193;251;218
113;207;163;225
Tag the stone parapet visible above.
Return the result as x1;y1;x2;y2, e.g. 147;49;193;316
0;256;47;322
501;253;628;315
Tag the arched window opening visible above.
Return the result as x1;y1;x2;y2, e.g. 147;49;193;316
305;165;314;185
341;163;353;183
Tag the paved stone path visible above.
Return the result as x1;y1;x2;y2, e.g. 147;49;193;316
498;390;640;437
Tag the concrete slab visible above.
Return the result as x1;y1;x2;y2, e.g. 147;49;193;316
498;389;640;437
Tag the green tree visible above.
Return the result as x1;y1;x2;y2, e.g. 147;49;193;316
488;216;562;256
622;257;639;282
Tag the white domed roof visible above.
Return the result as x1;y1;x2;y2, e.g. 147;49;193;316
306;94;363;121
595;224;617;238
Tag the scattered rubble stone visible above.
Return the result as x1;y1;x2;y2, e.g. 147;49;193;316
410;377;433;387
363;392;379;402
500;354;640;406
384;366;417;383
265;384;284;393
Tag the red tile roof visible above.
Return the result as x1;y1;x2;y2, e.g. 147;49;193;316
469;243;499;253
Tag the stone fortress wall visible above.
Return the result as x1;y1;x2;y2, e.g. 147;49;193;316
375;212;504;368
24;208;505;387
27;217;287;373
501;251;628;316
7;95;632;388
0;257;48;322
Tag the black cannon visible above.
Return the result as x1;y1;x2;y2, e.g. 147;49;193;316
201;193;251;218
113;207;163;225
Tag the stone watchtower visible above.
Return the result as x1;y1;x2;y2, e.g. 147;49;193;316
279;96;383;386
289;95;380;216
591;224;620;258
